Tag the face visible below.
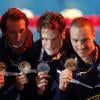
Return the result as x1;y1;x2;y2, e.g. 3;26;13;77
5;19;27;48
41;28;65;56
70;25;96;58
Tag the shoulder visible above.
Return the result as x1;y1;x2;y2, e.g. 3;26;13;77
31;39;42;54
96;43;100;53
34;39;42;49
25;39;42;58
0;35;6;48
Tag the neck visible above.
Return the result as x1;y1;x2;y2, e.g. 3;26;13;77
82;55;93;65
8;43;25;54
82;46;98;65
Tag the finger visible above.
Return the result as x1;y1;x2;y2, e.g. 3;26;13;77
37;74;50;79
39;78;48;83
61;74;72;80
16;74;26;79
37;85;46;93
0;62;5;65
0;84;4;88
17;77;27;83
37;82;48;88
60;71;73;79
36;77;49;85
16;76;28;84
61;71;72;77
38;72;48;75
62;69;73;74
0;80;4;84
0;63;6;71
0;73;4;80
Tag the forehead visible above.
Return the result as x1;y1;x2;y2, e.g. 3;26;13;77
41;28;58;38
6;19;26;30
70;25;93;38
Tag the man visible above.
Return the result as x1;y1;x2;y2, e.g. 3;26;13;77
0;8;34;100
29;11;71;100
54;17;100;100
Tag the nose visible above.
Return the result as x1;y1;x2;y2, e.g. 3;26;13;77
78;42;84;49
46;40;53;48
16;33;21;41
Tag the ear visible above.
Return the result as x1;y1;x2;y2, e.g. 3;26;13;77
62;30;66;39
92;31;96;41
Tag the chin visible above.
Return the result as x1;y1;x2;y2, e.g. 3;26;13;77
78;53;87;58
47;52;55;56
12;44;22;48
45;48;59;56
46;51;58;56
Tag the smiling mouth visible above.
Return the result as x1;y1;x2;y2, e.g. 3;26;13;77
12;40;24;44
12;44;21;48
78;52;87;55
45;47;56;50
11;42;23;47
78;51;84;53
12;43;21;46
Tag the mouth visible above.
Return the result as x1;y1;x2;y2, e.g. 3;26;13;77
78;51;85;54
11;42;23;48
45;46;56;50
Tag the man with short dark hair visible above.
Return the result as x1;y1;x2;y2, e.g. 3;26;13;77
0;7;34;100
29;11;71;100
53;17;100;100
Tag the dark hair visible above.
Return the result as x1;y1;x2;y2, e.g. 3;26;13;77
37;11;66;34
70;17;94;33
0;7;29;34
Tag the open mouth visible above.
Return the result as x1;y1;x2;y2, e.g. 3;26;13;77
12;42;23;48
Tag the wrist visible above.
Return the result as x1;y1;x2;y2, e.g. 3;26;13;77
59;83;68;91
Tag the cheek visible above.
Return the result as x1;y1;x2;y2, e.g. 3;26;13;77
22;34;26;40
86;42;94;50
71;41;77;48
56;39;62;46
84;41;92;48
6;34;15;42
42;41;46;47
73;46;77;51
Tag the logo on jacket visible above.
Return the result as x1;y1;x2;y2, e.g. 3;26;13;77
97;64;100;78
86;94;100;100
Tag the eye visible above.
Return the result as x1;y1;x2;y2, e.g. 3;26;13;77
82;38;89;43
41;38;48;41
19;29;26;33
73;39;78;42
7;30;16;34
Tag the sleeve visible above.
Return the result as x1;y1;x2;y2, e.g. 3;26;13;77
51;80;76;100
50;79;64;100
51;88;64;100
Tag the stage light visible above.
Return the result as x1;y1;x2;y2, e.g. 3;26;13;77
61;8;83;19
21;8;34;18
